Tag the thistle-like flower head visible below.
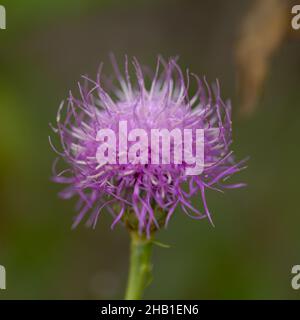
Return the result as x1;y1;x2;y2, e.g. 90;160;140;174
51;56;245;236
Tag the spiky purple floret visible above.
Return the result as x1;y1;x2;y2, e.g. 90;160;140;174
51;56;245;236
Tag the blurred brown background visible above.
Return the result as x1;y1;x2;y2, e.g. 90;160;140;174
0;0;300;299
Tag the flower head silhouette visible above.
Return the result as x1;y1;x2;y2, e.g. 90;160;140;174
51;56;245;237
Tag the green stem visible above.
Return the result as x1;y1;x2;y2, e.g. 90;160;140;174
125;231;153;300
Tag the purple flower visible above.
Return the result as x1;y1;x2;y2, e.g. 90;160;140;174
50;56;246;236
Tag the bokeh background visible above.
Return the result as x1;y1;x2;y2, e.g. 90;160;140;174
0;0;300;299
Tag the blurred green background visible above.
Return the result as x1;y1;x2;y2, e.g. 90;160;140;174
0;0;300;299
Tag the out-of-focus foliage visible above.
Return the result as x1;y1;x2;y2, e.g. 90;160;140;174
236;0;289;117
